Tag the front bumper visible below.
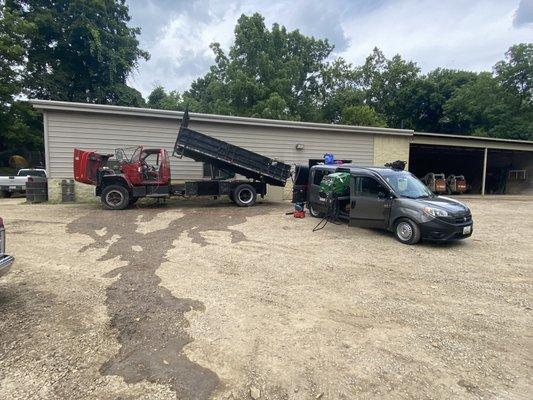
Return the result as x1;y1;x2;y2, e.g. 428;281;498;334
419;218;473;241
0;255;14;277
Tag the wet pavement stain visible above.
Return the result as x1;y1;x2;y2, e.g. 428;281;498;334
67;202;264;400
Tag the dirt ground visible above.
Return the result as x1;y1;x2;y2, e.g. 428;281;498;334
0;196;531;400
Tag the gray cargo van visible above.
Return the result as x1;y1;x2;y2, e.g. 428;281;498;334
302;164;473;244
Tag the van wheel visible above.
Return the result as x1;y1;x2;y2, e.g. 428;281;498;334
101;185;130;210
308;203;325;218
233;184;257;207
394;218;421;245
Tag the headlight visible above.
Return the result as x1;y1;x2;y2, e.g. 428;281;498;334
423;206;449;218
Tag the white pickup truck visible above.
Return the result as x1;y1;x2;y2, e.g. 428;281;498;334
0;168;47;198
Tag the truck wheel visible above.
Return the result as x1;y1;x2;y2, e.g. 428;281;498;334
308;203;325;218
2;191;12;198
101;185;130;210
394;218;421;245
233;184;257;207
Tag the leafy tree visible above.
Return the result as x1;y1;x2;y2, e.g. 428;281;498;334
494;43;532;107
401;68;478;132
0;3;36;159
320;87;366;123
319;58;365;123
1;0;148;161
147;86;181;110
0;5;31;107
442;72;532;140
359;48;420;128
183;13;333;121
112;84;146;108
7;0;149;104
1;102;43;151
340;105;386;127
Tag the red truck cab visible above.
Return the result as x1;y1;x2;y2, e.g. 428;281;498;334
73;146;172;209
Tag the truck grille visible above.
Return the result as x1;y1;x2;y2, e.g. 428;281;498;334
454;214;472;224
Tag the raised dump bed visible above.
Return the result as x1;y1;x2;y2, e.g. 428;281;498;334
173;111;291;187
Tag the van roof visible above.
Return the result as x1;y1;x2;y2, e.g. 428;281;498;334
312;164;405;174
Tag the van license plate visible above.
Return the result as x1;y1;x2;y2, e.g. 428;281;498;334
463;225;472;235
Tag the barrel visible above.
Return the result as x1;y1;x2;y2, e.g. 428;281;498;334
61;179;75;202
26;178;48;203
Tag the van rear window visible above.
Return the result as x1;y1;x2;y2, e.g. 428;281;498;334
313;170;328;185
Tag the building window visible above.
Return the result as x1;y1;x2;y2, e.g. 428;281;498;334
508;170;526;181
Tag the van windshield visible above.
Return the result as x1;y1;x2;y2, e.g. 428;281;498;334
379;170;434;199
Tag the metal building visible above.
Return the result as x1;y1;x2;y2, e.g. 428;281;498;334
410;133;533;195
31;100;412;201
31;100;533;200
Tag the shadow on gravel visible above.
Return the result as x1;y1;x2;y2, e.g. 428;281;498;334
67;204;265;400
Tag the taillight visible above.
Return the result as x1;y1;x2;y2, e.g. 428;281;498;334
27;177;34;183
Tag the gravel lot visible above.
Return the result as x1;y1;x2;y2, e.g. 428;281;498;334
0;197;532;400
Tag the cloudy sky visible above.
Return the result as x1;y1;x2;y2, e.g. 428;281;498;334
126;0;533;97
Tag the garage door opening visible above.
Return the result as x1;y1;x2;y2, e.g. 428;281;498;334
485;149;532;195
409;144;485;194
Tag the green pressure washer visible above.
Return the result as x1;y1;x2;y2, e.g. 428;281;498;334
319;172;350;197
313;172;351;232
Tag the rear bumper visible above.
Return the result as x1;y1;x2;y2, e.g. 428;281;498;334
1;186;24;192
419;219;473;241
0;255;14;277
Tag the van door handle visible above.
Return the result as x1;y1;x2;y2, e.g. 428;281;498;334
351;200;356;208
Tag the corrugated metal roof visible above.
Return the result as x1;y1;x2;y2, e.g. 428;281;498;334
31;99;413;137
414;131;533;145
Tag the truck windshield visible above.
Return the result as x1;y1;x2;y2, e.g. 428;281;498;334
379;170;434;199
115;147;140;163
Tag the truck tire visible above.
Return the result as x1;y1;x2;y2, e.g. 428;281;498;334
394;218;421;245
308;203;325;218
101;185;130;210
2;191;12;198
233;184;257;207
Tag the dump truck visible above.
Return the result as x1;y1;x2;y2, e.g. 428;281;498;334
73;110;291;209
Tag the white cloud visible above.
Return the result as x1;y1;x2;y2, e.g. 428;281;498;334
338;0;532;72
126;0;533;97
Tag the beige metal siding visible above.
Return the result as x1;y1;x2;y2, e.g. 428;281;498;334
46;111;374;179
